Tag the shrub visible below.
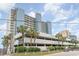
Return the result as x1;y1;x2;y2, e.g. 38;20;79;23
60;46;64;50
55;46;62;50
15;46;40;53
47;46;65;51
15;46;26;53
47;46;55;51
55;46;59;50
27;47;40;52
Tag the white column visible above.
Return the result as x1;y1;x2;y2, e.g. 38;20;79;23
36;44;37;47
27;44;29;48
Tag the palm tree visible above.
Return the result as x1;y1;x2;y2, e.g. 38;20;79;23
2;35;11;55
26;28;39;46
55;33;66;46
17;25;26;47
33;30;39;44
55;33;62;40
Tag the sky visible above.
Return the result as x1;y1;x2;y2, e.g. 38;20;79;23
0;3;79;48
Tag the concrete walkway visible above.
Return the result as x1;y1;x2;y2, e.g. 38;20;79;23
45;51;79;56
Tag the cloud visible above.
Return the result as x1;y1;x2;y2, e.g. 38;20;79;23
43;3;74;22
67;18;79;30
0;3;15;13
0;23;7;48
43;3;79;38
0;3;15;19
0;23;7;35
0;13;2;18
65;18;79;38
69;18;79;23
44;3;66;22
27;11;36;18
44;3;61;14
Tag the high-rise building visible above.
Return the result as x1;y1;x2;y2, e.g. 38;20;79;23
41;21;47;33
7;8;52;36
35;13;41;21
8;8;25;35
7;8;17;53
40;21;52;34
34;13;52;34
7;8;75;51
24;15;35;29
7;8;25;51
7;9;16;35
15;8;25;34
34;13;42;32
46;22;52;34
8;8;52;35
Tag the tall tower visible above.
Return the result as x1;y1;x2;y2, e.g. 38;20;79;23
40;21;47;33
46;22;52;34
7;8;25;35
35;13;42;32
7;8;25;52
24;15;35;30
40;21;52;34
36;13;41;21
7;8;17;53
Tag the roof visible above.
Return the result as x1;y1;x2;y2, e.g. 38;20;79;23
14;32;57;39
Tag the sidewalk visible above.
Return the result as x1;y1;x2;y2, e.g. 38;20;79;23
44;51;64;56
44;51;79;56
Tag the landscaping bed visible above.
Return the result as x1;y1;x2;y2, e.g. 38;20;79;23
14;50;63;56
14;46;64;56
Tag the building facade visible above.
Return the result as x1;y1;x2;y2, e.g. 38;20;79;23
24;15;36;30
8;8;52;35
7;8;52;50
7;8;25;52
8;8;25;35
7;8;76;51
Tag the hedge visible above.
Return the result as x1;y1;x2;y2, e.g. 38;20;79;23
15;46;26;53
28;47;40;52
47;46;65;51
47;46;55;51
15;46;40;53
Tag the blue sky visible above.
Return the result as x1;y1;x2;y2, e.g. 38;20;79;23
0;3;79;48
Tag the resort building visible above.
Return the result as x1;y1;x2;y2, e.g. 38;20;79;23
7;8;76;51
8;8;52;35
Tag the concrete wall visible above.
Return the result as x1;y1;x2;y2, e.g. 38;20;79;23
23;37;75;45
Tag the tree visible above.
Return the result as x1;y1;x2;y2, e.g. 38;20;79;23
2;35;11;55
26;28;39;46
55;33;62;40
17;25;26;47
2;36;9;48
55;33;66;46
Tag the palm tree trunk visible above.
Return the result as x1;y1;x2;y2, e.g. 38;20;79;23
5;46;8;55
22;33;25;47
34;36;37;47
34;37;37;44
30;36;32;46
62;41;63;46
7;45;11;55
23;37;25;47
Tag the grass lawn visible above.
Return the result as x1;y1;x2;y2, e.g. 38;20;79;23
14;50;63;56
